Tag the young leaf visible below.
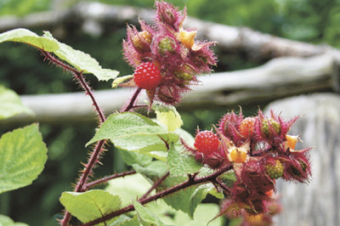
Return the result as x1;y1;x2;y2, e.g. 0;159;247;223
112;75;133;88
0;85;34;120
0;124;47;194
0;28;59;51
167;143;203;177
0;215;28;226
60;190;121;225
87;113;179;157
132;200;173;226
153;103;183;132
43;31;119;81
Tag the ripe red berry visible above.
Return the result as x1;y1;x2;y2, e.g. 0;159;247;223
239;117;256;138
194;131;220;155
133;62;161;90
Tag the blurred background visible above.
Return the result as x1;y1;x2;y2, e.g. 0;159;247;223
0;0;339;225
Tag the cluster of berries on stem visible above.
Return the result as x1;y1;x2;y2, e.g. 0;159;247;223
120;1;216;106
183;109;312;221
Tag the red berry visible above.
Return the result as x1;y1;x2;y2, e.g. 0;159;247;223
194;131;220;155
134;62;161;90
239;117;256;138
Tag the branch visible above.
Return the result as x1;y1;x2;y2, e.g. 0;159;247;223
83;170;136;191
139;171;170;200
80;164;233;226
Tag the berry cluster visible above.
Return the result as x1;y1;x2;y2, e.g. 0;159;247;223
121;1;216;105
184;109;312;218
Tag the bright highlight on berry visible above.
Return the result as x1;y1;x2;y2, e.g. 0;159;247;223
133;62;161;90
194;131;220;155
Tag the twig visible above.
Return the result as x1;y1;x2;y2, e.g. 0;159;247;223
80;164;233;226
121;87;142;112
139;171;170;200
83;170;137;191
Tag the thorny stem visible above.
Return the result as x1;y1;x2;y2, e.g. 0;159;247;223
83;170;137;191
80;164;233;226
121;87;142;112
41;51;106;123
41;51;110;226
215;178;231;194
139;171;170;200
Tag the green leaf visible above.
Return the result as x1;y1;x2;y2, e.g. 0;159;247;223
218;170;237;187
0;124;47;194
87;113;178;159
0;85;34;120
60;190;121;226
0;215;28;226
105;174;153;207
112;75;133;88
175;128;195;147
159;176;221;219
133;200;173;226
132;161;169;182
118;149;152;167
173;203;223;226
153;103;183;132
43;31;119;81
0;28;59;51
104;173;175;225
109;215;139;226
167;143;202;177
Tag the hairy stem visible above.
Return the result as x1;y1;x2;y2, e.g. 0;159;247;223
121;87;142;112
41;51;106;123
215;178;231;194
40;51;110;226
139;171;170;200
83;170;137;191
80;164;233;226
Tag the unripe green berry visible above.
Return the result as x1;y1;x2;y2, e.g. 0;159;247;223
265;160;284;179
158;37;174;54
174;71;193;81
262;118;281;137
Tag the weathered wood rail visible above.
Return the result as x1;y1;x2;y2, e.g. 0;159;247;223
0;54;338;125
266;93;340;226
1;2;340;62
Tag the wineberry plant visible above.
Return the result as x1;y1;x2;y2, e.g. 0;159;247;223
0;1;312;226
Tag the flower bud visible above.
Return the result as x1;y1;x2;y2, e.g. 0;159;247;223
131;31;152;52
177;30;196;49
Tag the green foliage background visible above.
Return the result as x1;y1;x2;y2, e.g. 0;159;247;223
0;0;339;225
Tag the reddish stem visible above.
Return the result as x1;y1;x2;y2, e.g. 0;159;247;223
83;170;137;191
139;171;170;200
41;51;106;123
121;87;142;112
40;51;110;226
215;178;231;194
80;164;233;226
